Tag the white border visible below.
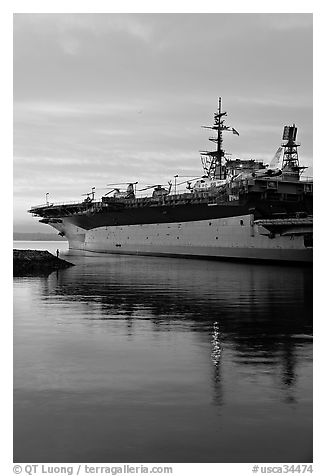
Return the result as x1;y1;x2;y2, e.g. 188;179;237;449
4;2;323;475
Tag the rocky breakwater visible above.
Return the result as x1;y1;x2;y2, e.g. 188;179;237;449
13;249;75;276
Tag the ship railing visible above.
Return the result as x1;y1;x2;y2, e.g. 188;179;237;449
30;204;52;210
252;175;313;183
278;175;313;182
30;200;103;209
30;185;201;210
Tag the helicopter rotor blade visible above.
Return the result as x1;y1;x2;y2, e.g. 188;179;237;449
104;189;116;196
138;184;159;191
106;182;138;186
176;177;201;186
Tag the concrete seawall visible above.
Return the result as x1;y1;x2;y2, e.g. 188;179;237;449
13;249;74;276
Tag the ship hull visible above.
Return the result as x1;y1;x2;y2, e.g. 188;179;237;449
50;214;312;263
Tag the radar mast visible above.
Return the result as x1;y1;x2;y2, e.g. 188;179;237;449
200;97;239;179
281;124;307;179
281;125;300;170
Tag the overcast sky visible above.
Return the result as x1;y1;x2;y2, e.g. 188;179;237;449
13;13;312;232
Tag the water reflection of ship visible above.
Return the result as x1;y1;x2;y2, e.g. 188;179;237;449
43;257;312;405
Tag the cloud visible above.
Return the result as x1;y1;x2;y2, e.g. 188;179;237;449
59;37;80;56
265;14;312;31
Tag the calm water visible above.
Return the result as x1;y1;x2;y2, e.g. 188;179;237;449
13;241;313;463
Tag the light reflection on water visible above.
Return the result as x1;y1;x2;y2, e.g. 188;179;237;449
13;242;312;463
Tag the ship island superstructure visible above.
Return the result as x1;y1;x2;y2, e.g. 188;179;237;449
28;99;313;262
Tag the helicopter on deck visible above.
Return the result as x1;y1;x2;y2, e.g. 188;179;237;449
139;181;172;198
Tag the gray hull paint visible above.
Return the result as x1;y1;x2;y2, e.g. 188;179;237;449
50;214;312;263
69;246;312;263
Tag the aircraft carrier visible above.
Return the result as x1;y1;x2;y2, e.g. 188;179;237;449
29;99;313;263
